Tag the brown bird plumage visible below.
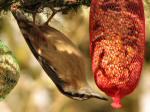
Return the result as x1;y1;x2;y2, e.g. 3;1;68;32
12;10;107;100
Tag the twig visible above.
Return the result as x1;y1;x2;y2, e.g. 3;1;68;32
44;7;68;26
32;13;36;24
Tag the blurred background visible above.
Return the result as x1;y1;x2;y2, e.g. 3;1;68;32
0;1;150;112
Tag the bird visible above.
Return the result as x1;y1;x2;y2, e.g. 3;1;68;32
11;10;107;101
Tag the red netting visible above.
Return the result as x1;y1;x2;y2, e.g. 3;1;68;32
90;0;145;109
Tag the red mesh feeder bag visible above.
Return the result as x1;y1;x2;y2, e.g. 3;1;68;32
90;0;145;109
